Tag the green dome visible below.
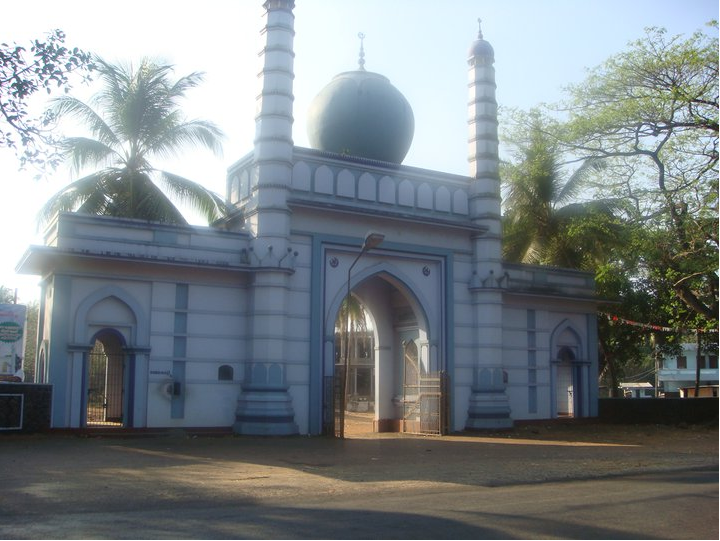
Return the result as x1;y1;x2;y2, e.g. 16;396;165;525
306;70;414;163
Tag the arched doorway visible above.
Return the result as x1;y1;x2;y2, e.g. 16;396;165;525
555;346;576;417
328;271;444;437
86;330;126;427
551;323;588;418
334;294;375;436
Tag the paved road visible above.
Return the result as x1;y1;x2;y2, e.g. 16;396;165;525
4;469;717;539
1;424;717;539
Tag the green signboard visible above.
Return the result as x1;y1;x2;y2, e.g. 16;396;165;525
0;321;22;343
0;305;27;376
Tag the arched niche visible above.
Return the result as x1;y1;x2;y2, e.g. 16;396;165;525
435;186;451;212
378;176;396;204
398;179;414;207
417;183;433;210
337;169;355;198
291;161;311;191
314;165;334;194
358;172;377;201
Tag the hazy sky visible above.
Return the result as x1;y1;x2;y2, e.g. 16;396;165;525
1;0;717;302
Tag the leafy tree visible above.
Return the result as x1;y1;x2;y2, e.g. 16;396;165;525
0;286;14;303
39;57;228;225
0;30;93;170
335;295;369;405
501;117;623;270
501;117;629;392
556;23;718;327
594;243;671;396
506;24;719;393
22;301;39;382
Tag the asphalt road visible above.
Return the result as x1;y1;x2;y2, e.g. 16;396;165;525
3;469;717;539
1;423;717;539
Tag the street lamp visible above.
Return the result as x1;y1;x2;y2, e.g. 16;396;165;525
339;231;384;438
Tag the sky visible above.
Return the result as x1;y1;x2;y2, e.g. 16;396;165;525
0;0;717;303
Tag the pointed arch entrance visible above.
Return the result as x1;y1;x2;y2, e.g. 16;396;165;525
323;255;447;437
72;286;149;429
86;330;126;427
550;321;590;418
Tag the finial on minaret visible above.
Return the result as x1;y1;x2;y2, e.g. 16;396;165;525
358;32;366;70
477;18;483;39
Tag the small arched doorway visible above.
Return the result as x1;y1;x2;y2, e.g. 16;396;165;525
555;346;576;417
551;323;588;418
86;330;126;427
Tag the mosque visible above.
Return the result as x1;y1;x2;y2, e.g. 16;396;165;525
18;0;599;435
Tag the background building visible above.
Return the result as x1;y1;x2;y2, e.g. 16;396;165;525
659;343;719;397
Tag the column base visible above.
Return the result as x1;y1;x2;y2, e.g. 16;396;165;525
233;385;299;436
465;387;513;430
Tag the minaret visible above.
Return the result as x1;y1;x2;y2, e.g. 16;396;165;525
247;0;295;253
466;19;512;429
467;18;502;269
234;0;298;435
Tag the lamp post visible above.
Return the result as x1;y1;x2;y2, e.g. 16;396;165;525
339;232;384;438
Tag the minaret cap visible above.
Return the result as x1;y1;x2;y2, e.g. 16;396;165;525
358;32;366;70
469;18;494;61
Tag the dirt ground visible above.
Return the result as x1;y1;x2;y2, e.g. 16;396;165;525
0;419;717;539
2;419;717;497
344;410;718;447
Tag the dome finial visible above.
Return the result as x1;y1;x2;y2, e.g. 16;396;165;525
477;18;483;39
358;32;366;71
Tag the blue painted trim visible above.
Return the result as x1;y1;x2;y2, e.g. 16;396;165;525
587;312;599;417
80;352;88;427
444;255;455;430
126;354;135;427
48;275;72;427
308;234;325;434
573;363;582;416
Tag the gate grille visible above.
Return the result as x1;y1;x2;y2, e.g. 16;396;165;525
333;365;346;437
403;371;448;435
87;344;124;427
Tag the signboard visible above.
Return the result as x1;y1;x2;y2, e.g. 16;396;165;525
0;304;26;378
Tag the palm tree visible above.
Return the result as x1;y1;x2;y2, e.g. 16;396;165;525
502;122;621;270
39;58;227;225
335;295;369;401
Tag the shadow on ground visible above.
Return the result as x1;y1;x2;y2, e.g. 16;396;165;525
0;422;716;539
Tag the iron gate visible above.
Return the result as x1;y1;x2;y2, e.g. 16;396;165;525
325;365;448;437
333;365;346;437
323;366;348;437
87;345;124;426
403;371;448;435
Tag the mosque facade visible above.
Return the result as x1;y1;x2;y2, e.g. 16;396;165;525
18;0;598;435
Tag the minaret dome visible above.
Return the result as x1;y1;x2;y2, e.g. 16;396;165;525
306;34;414;164
469;19;494;63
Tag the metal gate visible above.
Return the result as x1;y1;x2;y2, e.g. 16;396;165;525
323;366;348;437
326;359;447;437
87;342;124;426
332;365;346;437
403;371;448;435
